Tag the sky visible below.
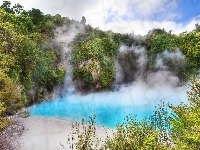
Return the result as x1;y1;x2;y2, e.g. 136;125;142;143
4;0;200;35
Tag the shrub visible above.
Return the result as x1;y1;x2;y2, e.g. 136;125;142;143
170;76;200;149
0;71;22;115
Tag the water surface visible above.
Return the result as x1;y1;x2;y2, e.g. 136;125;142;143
29;84;187;128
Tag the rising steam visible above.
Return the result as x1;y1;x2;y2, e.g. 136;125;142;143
54;23;188;110
54;21;85;94
30;25;188;127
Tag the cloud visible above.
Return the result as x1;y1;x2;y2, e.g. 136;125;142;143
88;17;200;35
7;0;200;35
7;0;179;20
82;0;198;35
98;0;179;21
9;0;102;20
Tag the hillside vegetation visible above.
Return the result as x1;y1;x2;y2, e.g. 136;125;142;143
0;1;200;149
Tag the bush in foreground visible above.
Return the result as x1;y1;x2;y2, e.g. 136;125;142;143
67;76;200;150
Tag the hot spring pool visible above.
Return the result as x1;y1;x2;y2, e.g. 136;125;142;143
29;97;155;128
29;84;188;128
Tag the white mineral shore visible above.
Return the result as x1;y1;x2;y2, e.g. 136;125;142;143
17;117;115;150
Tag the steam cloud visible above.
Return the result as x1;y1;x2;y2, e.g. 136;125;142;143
54;23;188;108
54;21;85;94
30;24;188;127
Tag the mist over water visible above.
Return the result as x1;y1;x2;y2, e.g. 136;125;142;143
29;25;188;128
30;81;187;127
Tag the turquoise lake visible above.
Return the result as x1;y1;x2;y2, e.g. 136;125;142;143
29;83;188;128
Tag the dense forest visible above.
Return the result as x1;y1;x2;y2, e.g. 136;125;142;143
0;1;200;149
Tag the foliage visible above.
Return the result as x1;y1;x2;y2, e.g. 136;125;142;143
33;50;65;91
27;8;44;25
104;117;168;150
0;100;13;130
68;111;172;150
72;33;119;90
148;30;178;53
0;102;5;117
0;2;200;147
0;71;22;115
0;4;65;107
68;116;101;150
80;16;86;24
0;102;7;130
0;102;13;130
114;33;136;47
170;76;200;149
146;28;200;79
0;1;14;14
0;9;38;88
0;117;12;131
178;31;200;72
53;14;64;26
195;23;200;32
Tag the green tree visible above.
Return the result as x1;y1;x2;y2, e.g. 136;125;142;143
33;50;65;91
72;35;118;90
148;31;178;53
170;76;200;149
178;31;200;72
0;102;11;130
0;8;65;105
80;16;86;24
0;17;40;90
28;8;44;25
68;117;100;150
104;117;169;150
0;71;22;115
12;3;23;14
53;14;63;26
0;1;14;14
68;114;171;150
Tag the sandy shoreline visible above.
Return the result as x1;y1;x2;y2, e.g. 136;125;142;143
16;117;115;150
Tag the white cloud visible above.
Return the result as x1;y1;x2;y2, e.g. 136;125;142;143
8;0;102;20
101;0;179;21
93;18;200;35
6;0;200;35
86;14;200;35
8;0;178;20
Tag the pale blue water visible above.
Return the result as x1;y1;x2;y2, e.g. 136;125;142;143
29;97;155;128
29;84;188;128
